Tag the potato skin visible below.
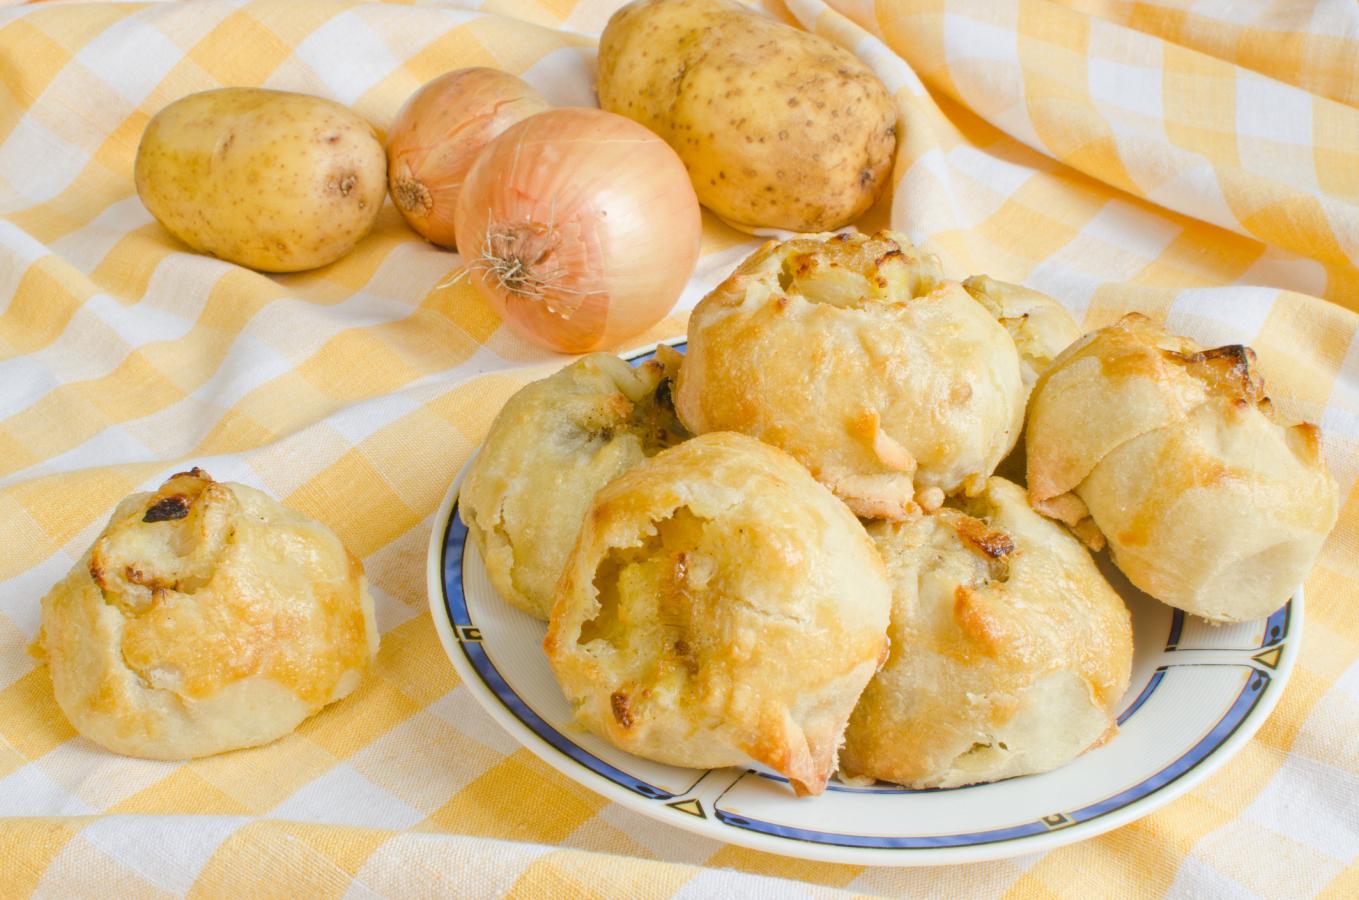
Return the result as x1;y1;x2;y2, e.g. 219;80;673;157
135;88;386;272
598;0;897;233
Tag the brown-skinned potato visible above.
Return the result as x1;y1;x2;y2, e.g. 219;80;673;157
598;0;897;233
135;88;386;273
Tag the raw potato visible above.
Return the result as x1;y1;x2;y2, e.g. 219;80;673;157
135;88;387;272
598;0;897;233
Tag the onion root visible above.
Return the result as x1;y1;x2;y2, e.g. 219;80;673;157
468;221;592;319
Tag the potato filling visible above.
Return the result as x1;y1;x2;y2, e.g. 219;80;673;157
579;506;718;699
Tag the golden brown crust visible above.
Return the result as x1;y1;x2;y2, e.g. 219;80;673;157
1026;314;1339;621
840;478;1132;788
961;275;1082;389
1027;314;1224;509
544;432;891;796
38;470;378;759
675;231;1025;518
1164;343;1266;405
459;352;687;620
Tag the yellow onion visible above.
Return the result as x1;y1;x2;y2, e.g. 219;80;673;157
387;68;549;248
454;108;701;353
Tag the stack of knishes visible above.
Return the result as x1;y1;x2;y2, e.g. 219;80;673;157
460;231;1339;797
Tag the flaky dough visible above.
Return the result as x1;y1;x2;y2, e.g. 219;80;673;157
962;275;1082;390
36;469;378;759
675;232;1025;519
1027;314;1338;621
459;350;686;620
962;275;1083;483
840;477;1132;789
544;432;891;796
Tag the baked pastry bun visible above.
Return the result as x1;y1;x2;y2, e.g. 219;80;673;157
962;275;1082;484
962;275;1082;390
459;350;686;619
675;231;1025;519
544;432;891;796
35;469;378;759
1027;313;1339;621
840;477;1132;789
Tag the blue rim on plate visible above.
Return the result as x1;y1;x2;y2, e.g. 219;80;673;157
425;338;1302;866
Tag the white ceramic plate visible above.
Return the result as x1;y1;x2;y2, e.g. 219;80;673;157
426;340;1301;866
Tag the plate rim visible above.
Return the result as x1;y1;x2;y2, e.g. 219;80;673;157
424;339;1303;867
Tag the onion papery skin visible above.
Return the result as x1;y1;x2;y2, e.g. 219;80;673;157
454;107;701;353
386;68;548;248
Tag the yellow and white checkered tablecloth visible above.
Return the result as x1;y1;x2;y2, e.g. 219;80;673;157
0;0;1355;895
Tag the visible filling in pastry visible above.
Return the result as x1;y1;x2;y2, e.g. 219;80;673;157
579;506;716;718
1162;343;1266;408
561;358;687;457
773;232;940;309
944;497;1016;585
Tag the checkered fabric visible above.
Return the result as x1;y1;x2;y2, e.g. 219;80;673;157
0;0;1355;895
